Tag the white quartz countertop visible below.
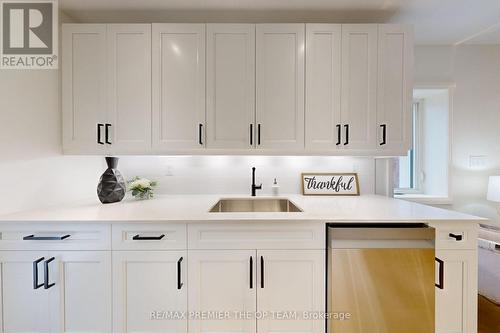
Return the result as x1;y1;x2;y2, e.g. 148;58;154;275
0;194;485;223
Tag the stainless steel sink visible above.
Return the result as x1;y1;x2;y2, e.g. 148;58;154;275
209;198;303;213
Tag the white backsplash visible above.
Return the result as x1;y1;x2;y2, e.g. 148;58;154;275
115;156;376;195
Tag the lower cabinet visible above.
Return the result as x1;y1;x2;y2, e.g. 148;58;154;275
0;251;111;333
188;249;325;333
435;249;477;333
113;250;187;333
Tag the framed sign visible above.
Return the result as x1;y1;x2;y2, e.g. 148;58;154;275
301;173;360;196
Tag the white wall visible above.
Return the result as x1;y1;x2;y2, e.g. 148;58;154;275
415;45;500;228
116;156;375;196
0;12;104;216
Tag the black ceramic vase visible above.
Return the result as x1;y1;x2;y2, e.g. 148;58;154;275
97;157;126;204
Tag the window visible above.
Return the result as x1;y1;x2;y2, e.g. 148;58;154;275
394;87;451;201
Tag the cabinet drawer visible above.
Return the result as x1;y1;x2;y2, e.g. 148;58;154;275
435;227;477;250
112;223;186;250
0;223;111;250
188;222;325;250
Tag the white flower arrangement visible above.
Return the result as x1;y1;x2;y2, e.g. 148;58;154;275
127;176;158;200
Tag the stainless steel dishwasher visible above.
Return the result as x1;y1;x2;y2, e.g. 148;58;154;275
327;223;437;333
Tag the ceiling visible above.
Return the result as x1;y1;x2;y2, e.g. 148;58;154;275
60;0;500;45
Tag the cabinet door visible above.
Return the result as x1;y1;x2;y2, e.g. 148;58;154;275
107;24;152;153
0;251;50;333
113;251;187;333
435;250;477;333
62;24;107;154
340;24;378;150
377;24;413;153
206;24;255;149
188;250;256;333
257;250;325;333
256;24;305;150
48;251;112;333
152;24;206;151
305;24;342;150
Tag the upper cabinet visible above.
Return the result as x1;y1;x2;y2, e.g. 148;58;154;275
62;24;151;155
256;24;305;150
62;23;413;156
62;24;107;154
340;24;378;151
377;24;413;152
152;24;206;151
206;24;255;149
305;24;342;150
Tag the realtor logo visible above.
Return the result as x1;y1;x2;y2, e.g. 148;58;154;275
0;0;58;69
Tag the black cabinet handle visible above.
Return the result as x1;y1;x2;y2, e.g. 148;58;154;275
449;233;463;241
33;257;45;290
257;124;261;146
380;124;387;146
105;124;112;144
336;124;341;146
199;124;203;145
24;235;70;241
44;257;55;289
260;256;264;289
132;234;165;241
250;256;253;289
344;124;349;145
250;124;253;146
177;257;183;290
97;124;104;145
435;257;444;290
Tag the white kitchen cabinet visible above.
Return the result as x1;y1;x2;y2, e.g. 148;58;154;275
435;249;477;333
377;24;413;153
305;24;342;150
0;251;111;333
256;24;305;150
340;24;378;151
152;24;206;151
113;250;187;333
62;24;107;154
107;24;152;153
206;24;256;149
62;24;152;154
257;250;325;333
188;250;256;333
0;251;51;333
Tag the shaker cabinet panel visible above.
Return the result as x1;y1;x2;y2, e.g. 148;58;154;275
340;24;378;150
256;24;305;150
113;250;187;333
107;24;152;153
0;251;51;333
206;24;256;149
305;24;342;150
188;250;257;333
257;250;325;333
62;24;107;154
152;24;206;151
377;24;413;153
49;251;112;333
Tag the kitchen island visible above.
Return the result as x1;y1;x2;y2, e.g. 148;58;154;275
0;194;483;333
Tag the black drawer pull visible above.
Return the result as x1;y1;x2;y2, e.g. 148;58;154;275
33;257;45;290
24;235;70;241
199;124;203;145
97;123;104;144
177;257;184;290
449;233;463;241
260;256;264;289
380;124;387;146
105;124;112;144
250;256;253;289
435;257;444;290
44;257;55;289
250;124;253;146
257;124;261;145
336;124;341;146
344;124;349;145
132;234;165;241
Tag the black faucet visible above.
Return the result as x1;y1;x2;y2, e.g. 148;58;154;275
251;167;262;197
